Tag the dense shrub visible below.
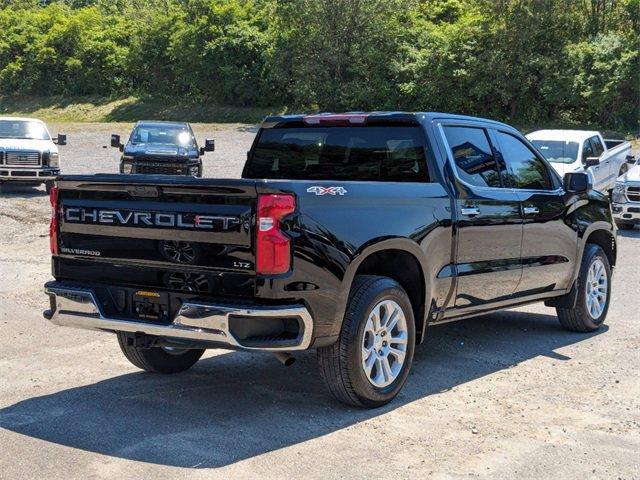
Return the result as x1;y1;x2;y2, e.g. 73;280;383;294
0;0;637;129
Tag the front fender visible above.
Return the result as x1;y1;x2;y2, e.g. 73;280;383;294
571;190;616;282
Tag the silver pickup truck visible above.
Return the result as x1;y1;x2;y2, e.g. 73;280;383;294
0;117;66;193
612;156;640;229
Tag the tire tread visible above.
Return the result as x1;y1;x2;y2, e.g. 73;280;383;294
317;276;380;407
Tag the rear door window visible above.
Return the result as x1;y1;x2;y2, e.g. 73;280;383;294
245;126;429;182
442;126;503;188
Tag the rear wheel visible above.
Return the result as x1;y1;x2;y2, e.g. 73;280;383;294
556;244;611;332
117;332;205;373
317;275;415;408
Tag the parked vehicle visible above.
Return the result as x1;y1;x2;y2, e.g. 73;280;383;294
110;121;215;176
526;129;633;193
44;112;616;408
612;156;640;229
0;117;66;193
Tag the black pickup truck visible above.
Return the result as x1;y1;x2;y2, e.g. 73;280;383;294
110;120;215;176
44;112;616;407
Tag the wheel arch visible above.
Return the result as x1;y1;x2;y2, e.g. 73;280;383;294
334;238;430;343
546;224;616;310
583;225;616;268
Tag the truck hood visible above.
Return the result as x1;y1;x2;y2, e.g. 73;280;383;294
0;138;57;153
618;164;640;184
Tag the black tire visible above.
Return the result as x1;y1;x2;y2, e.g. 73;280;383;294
116;332;205;373
556;244;611;332
317;275;416;408
45;181;54;194
615;221;635;230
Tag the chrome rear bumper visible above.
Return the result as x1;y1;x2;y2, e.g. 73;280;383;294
44;282;313;351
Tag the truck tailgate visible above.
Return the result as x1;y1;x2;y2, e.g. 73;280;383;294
53;175;257;298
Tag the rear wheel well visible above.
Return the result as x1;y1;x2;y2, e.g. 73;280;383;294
585;229;616;267
353;249;425;340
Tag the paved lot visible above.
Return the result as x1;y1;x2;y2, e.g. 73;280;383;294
1;124;639;479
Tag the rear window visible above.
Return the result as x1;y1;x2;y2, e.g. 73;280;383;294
244;126;429;182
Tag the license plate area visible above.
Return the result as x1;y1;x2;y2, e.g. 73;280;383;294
133;290;169;322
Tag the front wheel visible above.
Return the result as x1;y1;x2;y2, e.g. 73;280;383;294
317;275;416;408
556;244;611;332
117;332;205;373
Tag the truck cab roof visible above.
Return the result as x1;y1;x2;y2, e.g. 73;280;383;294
261;111;516;131
527;129;601;143
134;120;191;129
0;116;46;123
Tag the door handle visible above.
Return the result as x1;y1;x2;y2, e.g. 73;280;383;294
523;206;539;215
460;207;481;216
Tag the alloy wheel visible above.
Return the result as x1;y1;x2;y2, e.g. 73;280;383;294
585;258;607;320
361;299;409;388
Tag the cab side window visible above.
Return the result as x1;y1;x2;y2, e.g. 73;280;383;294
582;139;595;163
443;126;502;188
495;131;552;190
589;136;605;158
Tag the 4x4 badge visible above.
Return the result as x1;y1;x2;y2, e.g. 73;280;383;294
307;186;347;196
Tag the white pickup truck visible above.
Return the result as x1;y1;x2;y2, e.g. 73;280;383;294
526;129;634;193
0;117;66;193
612;157;640;229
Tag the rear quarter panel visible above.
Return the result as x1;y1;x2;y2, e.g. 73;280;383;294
255;180;453;340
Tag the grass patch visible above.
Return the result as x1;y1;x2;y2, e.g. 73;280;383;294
0;95;285;124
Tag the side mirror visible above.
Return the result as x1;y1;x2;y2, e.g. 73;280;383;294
110;134;123;151
204;138;215;152
53;134;67;146
564;172;590;193
584;156;600;167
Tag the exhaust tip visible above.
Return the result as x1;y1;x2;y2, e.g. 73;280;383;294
274;352;295;366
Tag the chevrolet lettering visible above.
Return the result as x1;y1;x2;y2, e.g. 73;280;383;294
63;207;241;231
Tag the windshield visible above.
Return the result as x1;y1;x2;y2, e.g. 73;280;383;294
0;120;50;140
245;126;429;182
130;125;194;147
530;140;579;164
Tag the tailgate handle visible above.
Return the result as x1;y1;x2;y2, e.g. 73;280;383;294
126;185;160;197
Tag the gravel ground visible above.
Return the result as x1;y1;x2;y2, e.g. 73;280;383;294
0;123;639;480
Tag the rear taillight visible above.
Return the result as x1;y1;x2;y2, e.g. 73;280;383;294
256;194;295;275
49;186;59;254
